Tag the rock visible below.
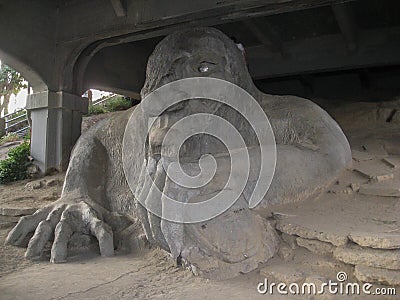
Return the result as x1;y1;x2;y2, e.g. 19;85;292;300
308;256;350;270
333;245;400;270
304;276;328;287
354;167;394;182
374;174;395;182
0;221;18;229
27;164;40;177
328;187;353;194
354;265;400;286
272;212;297;220
260;265;305;284
328;175;363;194
349;232;400;249
359;186;400;197
46;178;60;187
296;237;335;255
46;169;59;176
189;264;199;276
277;244;294;262
276;221;348;247
0;215;19;229
391;110;400;124
281;232;298;250
354;161;394;182
0;207;37;217
261;248;354;290
352;150;374;162
25;181;42;190
350;183;360;192
41;195;59;201
382;157;400;169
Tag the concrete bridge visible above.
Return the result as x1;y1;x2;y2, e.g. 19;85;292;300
0;0;399;172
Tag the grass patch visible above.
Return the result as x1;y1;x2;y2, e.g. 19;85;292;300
87;95;133;115
0;133;20;145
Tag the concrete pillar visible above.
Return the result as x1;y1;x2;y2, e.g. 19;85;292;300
0;117;5;138
26;91;88;173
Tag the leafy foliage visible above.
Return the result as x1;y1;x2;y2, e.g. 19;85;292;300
0;141;31;183
105;96;132;111
0;63;27;116
88;104;108;115
23;132;31;141
87;96;133;115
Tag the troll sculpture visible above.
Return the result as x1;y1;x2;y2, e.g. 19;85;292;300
6;28;351;279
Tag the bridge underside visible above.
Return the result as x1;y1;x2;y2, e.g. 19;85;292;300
0;0;399;172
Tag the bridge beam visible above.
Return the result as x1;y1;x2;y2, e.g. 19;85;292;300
110;0;127;17
332;2;358;52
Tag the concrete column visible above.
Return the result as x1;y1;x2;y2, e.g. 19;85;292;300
26;91;88;173
0;117;5;138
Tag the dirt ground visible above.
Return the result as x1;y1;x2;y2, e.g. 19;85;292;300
0;99;399;299
0;172;65;276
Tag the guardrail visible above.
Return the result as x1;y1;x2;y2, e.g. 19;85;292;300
2;108;30;135
0;94;116;137
91;94;114;106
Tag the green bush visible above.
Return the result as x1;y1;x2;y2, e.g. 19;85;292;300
0;141;31;183
23;132;31;141
88;104;108;115
105;96;132;111
86;96;133;116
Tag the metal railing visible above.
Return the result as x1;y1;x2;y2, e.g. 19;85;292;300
3;108;30;135
91;94;115;106
0;94;116;137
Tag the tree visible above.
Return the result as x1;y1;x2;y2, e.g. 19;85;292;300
0;63;27;116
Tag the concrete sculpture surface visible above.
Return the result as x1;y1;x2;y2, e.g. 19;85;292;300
6;28;351;279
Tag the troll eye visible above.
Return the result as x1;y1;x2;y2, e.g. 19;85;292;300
198;64;209;73
198;61;216;73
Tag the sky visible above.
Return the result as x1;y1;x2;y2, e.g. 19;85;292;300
8;85;28;113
